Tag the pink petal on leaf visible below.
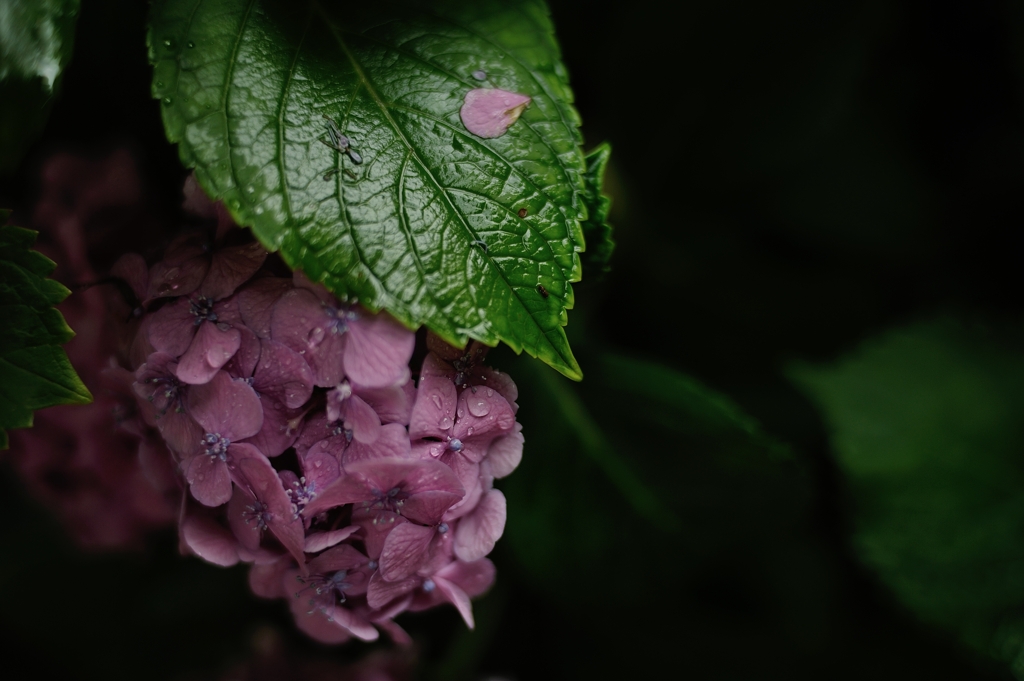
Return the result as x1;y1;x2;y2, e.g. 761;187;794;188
459;88;531;139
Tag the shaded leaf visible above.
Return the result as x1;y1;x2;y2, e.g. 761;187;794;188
0;214;91;448
148;0;589;379
790;318;1024;677
579;142;614;275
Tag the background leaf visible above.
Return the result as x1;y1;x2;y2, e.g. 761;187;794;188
148;0;589;379
0;215;91;448
790;318;1024;676
578;142;614;275
0;0;79;175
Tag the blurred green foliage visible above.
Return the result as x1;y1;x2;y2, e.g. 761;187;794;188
0;0;79;174
791;319;1024;676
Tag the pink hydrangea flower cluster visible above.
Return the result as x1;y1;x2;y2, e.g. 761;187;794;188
121;211;523;644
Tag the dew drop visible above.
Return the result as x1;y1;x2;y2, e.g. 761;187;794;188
162;97;173;105
187;41;195;48
307;327;325;346
472;69;487;81
467;394;490;417
163;38;173;48
439;416;454;430
431;395;443;410
466;427;475;436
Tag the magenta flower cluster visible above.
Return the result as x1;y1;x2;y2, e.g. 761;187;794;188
121;216;523;644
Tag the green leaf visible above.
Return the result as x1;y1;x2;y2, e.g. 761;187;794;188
0;214;91;449
148;0;588;379
579;142;614;275
0;0;79;174
790;318;1024;676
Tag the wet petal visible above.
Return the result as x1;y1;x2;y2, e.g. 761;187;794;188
181;512;239;566
253;340;314;408
367;570;419;610
228;484;263;551
200;241;267;301
176;321;241;385
435;576;474;629
356;379;415;426
301;440;343;490
485;424;523;479
339;394;382;444
460;88;531;139
237;277;293;338
380;522;435;582
245;397;303;457
270;288;345;387
342;312;415;388
409;375;457;440
231;443;305;566
186;453;232;506
454;488;506;562
344;423;413;465
304;525;361;553
403;489;465;525
147;297;197;356
186;370;263;441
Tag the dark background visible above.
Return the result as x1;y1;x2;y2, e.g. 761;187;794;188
2;0;1024;678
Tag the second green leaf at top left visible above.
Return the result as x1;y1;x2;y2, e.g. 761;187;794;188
148;0;593;379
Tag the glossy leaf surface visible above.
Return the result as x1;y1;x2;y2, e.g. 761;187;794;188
149;0;587;378
0;217;91;449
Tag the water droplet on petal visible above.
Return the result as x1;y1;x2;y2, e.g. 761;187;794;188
308;327;325;346
439;416;453;430
466;427;475;436
467;394;490;417
431;395;443;410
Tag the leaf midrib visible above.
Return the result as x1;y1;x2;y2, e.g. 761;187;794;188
311;0;570;364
